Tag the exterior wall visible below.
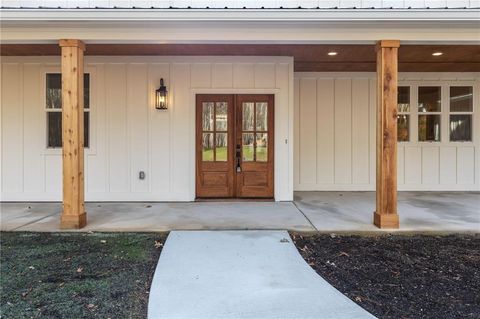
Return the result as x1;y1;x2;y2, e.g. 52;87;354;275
294;72;480;191
1;56;294;201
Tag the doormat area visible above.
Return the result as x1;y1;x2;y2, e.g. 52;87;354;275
0;232;166;318
291;233;480;319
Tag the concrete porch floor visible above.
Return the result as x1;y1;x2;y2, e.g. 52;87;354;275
0;192;479;232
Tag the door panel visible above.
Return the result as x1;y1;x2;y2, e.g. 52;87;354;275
235;95;274;198
196;94;274;199
196;95;235;198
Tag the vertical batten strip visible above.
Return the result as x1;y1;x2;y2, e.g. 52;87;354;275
374;40;400;229
59;39;87;229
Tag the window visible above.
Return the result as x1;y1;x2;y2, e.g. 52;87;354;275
397;86;410;142
46;73;90;148
418;86;441;142
450;86;473;142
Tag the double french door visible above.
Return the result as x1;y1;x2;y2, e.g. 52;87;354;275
196;94;274;198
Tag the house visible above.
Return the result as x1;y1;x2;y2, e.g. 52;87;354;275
1;1;479;229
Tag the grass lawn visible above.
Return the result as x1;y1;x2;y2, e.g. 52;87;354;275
292;233;480;319
0;232;166;319
202;146;267;161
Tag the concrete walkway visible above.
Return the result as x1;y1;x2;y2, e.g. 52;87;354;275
1;192;478;232
148;230;375;319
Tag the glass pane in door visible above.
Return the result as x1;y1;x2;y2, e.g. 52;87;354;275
202;133;214;161
216;133;228;161
202;102;214;131
256;102;268;131
215;102;228;131
242;103;254;131
256;133;268;162
242;133;254;161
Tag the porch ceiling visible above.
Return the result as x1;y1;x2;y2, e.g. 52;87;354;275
1;43;479;72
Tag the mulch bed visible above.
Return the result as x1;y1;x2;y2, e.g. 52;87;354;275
291;233;480;319
0;232;166;319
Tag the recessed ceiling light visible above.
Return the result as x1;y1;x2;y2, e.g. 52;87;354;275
432;52;443;56
328;51;338;56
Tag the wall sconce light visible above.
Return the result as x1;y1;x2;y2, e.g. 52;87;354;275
155;78;168;110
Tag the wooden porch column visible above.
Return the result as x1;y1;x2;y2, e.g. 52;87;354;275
59;39;86;229
374;40;400;229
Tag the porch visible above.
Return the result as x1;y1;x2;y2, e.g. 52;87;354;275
1;192;478;232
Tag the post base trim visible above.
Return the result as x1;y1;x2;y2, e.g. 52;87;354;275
61;212;87;229
373;211;399;229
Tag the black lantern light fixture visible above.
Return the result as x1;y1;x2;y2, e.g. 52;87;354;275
155;78;168;110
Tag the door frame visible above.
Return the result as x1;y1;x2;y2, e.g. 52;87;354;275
194;92;276;199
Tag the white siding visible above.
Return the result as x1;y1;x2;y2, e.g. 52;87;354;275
294;72;480;191
1;56;294;201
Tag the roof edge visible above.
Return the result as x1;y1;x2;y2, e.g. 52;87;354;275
1;8;479;22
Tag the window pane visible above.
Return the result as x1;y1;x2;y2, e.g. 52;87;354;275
215;133;228;161
398;86;410;112
418;115;441;142
46;73;90;109
397;115;409;142
84;112;89;148
256;102;268;131
215;102;228;131
242;133;254;161
450;86;473;112
242;102;254;131
84;74;90;109
46;74;62;109
47;112;62;147
450;115;472;142
256;133;268;162
202;133;214;161
47;112;90;148
202;102;214;131
418;86;441;112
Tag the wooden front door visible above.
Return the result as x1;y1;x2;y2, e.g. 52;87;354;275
196;94;274;198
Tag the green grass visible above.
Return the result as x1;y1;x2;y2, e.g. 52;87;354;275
0;232;166;319
202;146;267;162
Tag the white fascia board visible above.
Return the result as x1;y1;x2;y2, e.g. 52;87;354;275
1;8;479;21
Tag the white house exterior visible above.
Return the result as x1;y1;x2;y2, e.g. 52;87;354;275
1;1;479;228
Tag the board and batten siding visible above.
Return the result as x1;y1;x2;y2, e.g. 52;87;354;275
294;72;480;191
1;56;294;201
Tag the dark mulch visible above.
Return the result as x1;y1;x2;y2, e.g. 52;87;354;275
291;233;480;319
0;232;166;319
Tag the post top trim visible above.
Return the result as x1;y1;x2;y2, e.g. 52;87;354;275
376;40;401;49
59;39;86;51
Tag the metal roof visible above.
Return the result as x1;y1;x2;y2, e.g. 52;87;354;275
1;0;478;10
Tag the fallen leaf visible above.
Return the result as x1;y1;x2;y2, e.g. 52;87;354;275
77;267;83;273
28;266;35;270
338;251;349;257
154;241;163;248
100;240;107;244
63;257;71;262
355;296;363;302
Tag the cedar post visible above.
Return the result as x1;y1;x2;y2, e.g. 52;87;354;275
374;40;400;229
59;39;87;229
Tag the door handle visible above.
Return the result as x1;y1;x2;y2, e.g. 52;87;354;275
236;144;242;173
